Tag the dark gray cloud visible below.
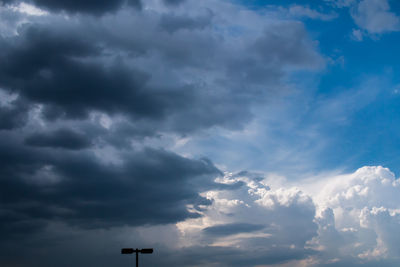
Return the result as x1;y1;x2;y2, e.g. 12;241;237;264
24;128;92;150
0;135;222;237
0;0;189;15
0;26;171;120
0;97;30;129
203;223;265;236
1;0;141;15
0;23;255;134
0;0;324;137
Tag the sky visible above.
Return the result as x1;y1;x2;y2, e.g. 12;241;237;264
0;0;400;266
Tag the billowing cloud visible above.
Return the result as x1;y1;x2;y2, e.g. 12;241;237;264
311;166;400;264
159;167;400;266
173;172;319;266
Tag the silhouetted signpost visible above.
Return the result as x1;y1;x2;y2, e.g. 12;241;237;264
121;248;153;267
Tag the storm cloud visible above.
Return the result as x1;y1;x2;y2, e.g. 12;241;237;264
1;0;141;14
24;128;92;150
0;135;221;236
0;26;174;121
0;97;30;129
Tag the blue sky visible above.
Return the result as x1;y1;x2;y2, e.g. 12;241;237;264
304;1;400;174
1;0;400;266
174;0;400;176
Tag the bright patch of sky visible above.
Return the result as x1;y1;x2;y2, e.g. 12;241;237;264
174;0;400;176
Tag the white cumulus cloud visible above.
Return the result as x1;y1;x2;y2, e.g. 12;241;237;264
310;166;400;264
173;166;400;266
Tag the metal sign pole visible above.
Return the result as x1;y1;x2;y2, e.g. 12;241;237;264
136;249;139;267
121;248;154;267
